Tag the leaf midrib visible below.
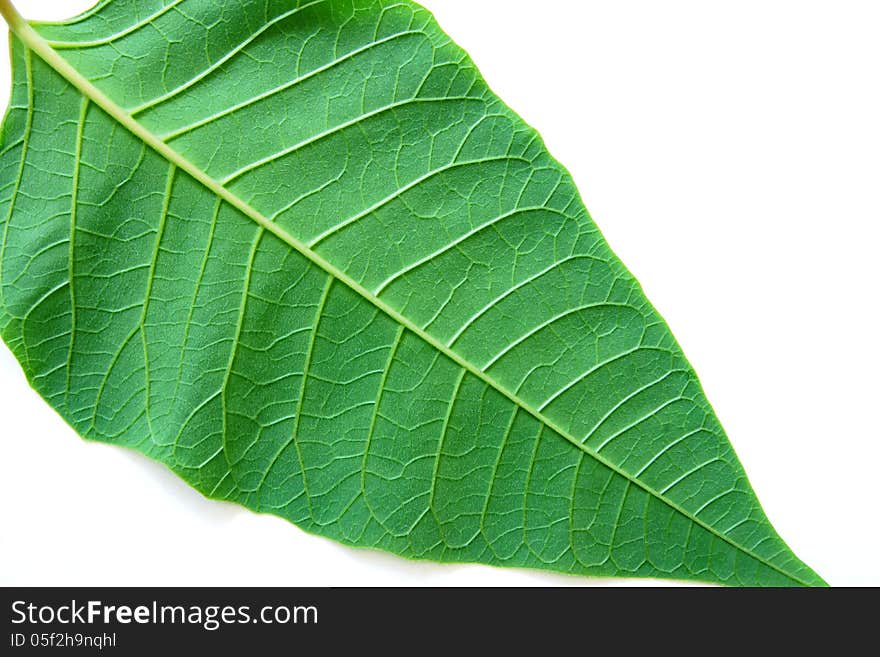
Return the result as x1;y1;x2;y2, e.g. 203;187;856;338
0;0;810;586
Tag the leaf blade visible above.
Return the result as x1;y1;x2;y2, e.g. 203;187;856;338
0;0;824;586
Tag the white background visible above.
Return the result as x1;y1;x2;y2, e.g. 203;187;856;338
1;0;878;586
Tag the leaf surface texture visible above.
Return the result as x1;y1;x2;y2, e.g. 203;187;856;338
0;0;823;585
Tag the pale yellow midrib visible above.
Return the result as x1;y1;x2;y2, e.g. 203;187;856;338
0;0;811;586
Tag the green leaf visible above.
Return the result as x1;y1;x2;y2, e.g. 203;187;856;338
0;0;823;586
